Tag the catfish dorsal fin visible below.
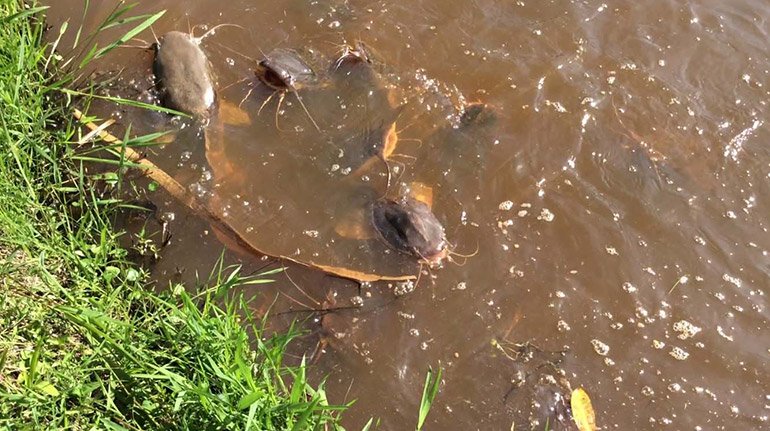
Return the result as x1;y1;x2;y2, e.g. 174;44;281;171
404;182;434;208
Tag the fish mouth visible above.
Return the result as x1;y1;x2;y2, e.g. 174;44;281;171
371;198;448;264
255;49;317;92
255;63;291;91
417;242;449;266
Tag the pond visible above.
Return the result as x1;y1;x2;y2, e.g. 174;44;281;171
46;0;769;429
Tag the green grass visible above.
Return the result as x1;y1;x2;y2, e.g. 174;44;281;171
416;367;442;431
0;1;346;429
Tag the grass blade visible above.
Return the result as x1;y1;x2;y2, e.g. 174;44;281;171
417;367;442;430
361;418;376;431
92;10;165;59
0;6;49;25
26;336;45;388
290;397;320;431
62;88;187;116
0;348;8;376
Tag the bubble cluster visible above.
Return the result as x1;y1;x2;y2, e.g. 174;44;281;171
669;347;690;361
673;320;701;340
591;339;610;356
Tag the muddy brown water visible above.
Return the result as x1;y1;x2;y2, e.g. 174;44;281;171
45;0;770;429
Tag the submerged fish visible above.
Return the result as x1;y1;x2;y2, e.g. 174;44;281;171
371;196;448;264
254;48;318;92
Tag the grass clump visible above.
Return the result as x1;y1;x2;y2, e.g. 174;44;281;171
0;1;344;429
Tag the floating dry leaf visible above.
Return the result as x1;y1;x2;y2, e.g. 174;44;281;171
381;121;398;160
570;387;597;431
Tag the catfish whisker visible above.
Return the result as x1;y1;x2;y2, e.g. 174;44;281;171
190;22;204;37
194;23;245;43
238;85;256;108
445;241;480;266
446;254;469;267
395;113;428;135
283;269;321;306
414;264;424;289
274;92;287;132
293;91;321;132
212;41;259;63
255;90;276;114
394;137;423;152
279;291;316;311
220;76;249;92
448;244;479;259
388;153;418;164
150;25;160;47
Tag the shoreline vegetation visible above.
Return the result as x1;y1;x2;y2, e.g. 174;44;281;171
0;1;351;429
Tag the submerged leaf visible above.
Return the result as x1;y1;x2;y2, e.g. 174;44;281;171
570;387;597;431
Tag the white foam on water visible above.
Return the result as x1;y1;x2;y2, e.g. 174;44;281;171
724;120;762;162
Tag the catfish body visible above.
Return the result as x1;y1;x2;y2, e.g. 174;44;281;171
255;48;317;91
371;197;447;263
153;31;215;118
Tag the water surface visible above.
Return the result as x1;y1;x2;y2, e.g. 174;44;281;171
45;0;770;429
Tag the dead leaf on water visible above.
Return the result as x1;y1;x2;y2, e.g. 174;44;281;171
570;387;597;431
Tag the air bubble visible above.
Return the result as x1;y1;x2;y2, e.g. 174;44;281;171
670;347;689;361
591;339;610;356
673;320;701;340
622;282;637;293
